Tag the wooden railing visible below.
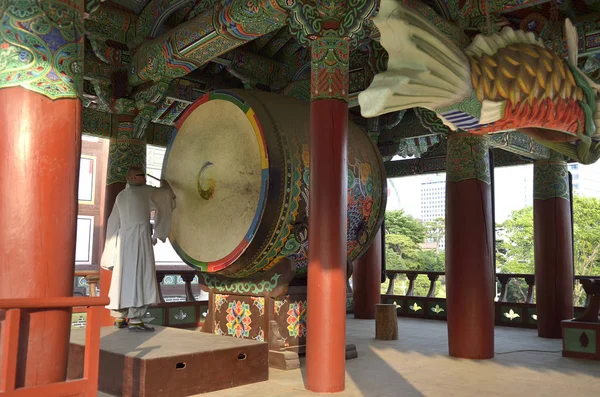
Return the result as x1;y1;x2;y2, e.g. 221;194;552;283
74;271;99;298
0;296;108;397
72;268;209;329
381;270;594;328
155;268;198;303
73;268;198;303
152;269;209;328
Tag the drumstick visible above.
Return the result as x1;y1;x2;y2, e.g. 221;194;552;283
147;174;161;182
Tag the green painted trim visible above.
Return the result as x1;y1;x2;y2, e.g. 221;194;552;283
198;272;282;295
564;328;596;354
0;0;84;99
533;161;570;201
446;135;491;184
145;307;165;326
168;306;197;325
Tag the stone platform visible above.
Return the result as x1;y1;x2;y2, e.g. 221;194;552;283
68;326;268;396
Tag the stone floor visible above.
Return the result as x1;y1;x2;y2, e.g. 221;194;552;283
99;317;600;397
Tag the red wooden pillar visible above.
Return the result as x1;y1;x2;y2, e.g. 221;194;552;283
0;1;84;386
353;230;382;319
306;36;349;393
534;159;573;338
99;117;146;326
445;134;495;359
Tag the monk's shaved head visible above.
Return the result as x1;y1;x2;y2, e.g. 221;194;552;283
126;167;146;185
126;167;143;178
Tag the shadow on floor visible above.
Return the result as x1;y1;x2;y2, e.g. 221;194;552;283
295;344;425;397
347;317;600;377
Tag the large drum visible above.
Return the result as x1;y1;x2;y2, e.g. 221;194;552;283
163;90;386;278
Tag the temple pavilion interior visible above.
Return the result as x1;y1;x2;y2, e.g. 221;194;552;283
1;0;600;396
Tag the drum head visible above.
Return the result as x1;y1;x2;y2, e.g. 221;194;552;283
164;93;269;272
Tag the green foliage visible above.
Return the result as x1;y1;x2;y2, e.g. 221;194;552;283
385;210;426;244
496;206;535;274
497;195;600;305
572;196;600;305
384;210;445;296
424;217;446;248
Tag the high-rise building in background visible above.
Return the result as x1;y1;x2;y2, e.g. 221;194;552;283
385;161;600;252
568;163;600;197
420;175;446;248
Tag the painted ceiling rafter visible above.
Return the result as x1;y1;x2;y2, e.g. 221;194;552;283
128;0;290;86
131;0;196;48
74;0;600;167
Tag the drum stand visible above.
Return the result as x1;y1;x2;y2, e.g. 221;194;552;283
198;259;357;370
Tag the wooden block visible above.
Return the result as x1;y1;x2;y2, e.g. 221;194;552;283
562;320;600;360
345;344;358;360
376;304;398;340
68;326;268;396
269;350;300;370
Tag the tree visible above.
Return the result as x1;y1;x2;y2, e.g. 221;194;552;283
385;210;426;244
497;195;600;305
384;211;425;271
496;206;534;275
572;196;600;304
424;217;445;252
383;210;445;296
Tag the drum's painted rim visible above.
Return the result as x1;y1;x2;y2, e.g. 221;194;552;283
163;91;269;272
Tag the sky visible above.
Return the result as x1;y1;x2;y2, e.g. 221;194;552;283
387;159;600;224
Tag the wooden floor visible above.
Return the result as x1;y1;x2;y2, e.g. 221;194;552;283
99;317;600;396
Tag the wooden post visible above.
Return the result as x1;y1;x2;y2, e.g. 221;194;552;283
445;134;495;359
156;274;166;303
306;36;349;393
353;230;382;319
534;159;574;338
181;273;197;302
375;304;398;340
85;275;100;298
0;1;84;386
426;274;440;298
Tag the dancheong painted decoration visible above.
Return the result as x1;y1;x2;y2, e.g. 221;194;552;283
163;90;386;277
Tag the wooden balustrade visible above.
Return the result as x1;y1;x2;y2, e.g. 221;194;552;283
74;271;99;298
384;271;444;298
72;268;208;330
155;268;199;302
381;270;597;329
73;268;199;302
0;296;108;397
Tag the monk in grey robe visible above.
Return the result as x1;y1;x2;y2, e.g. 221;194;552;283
101;167;176;332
